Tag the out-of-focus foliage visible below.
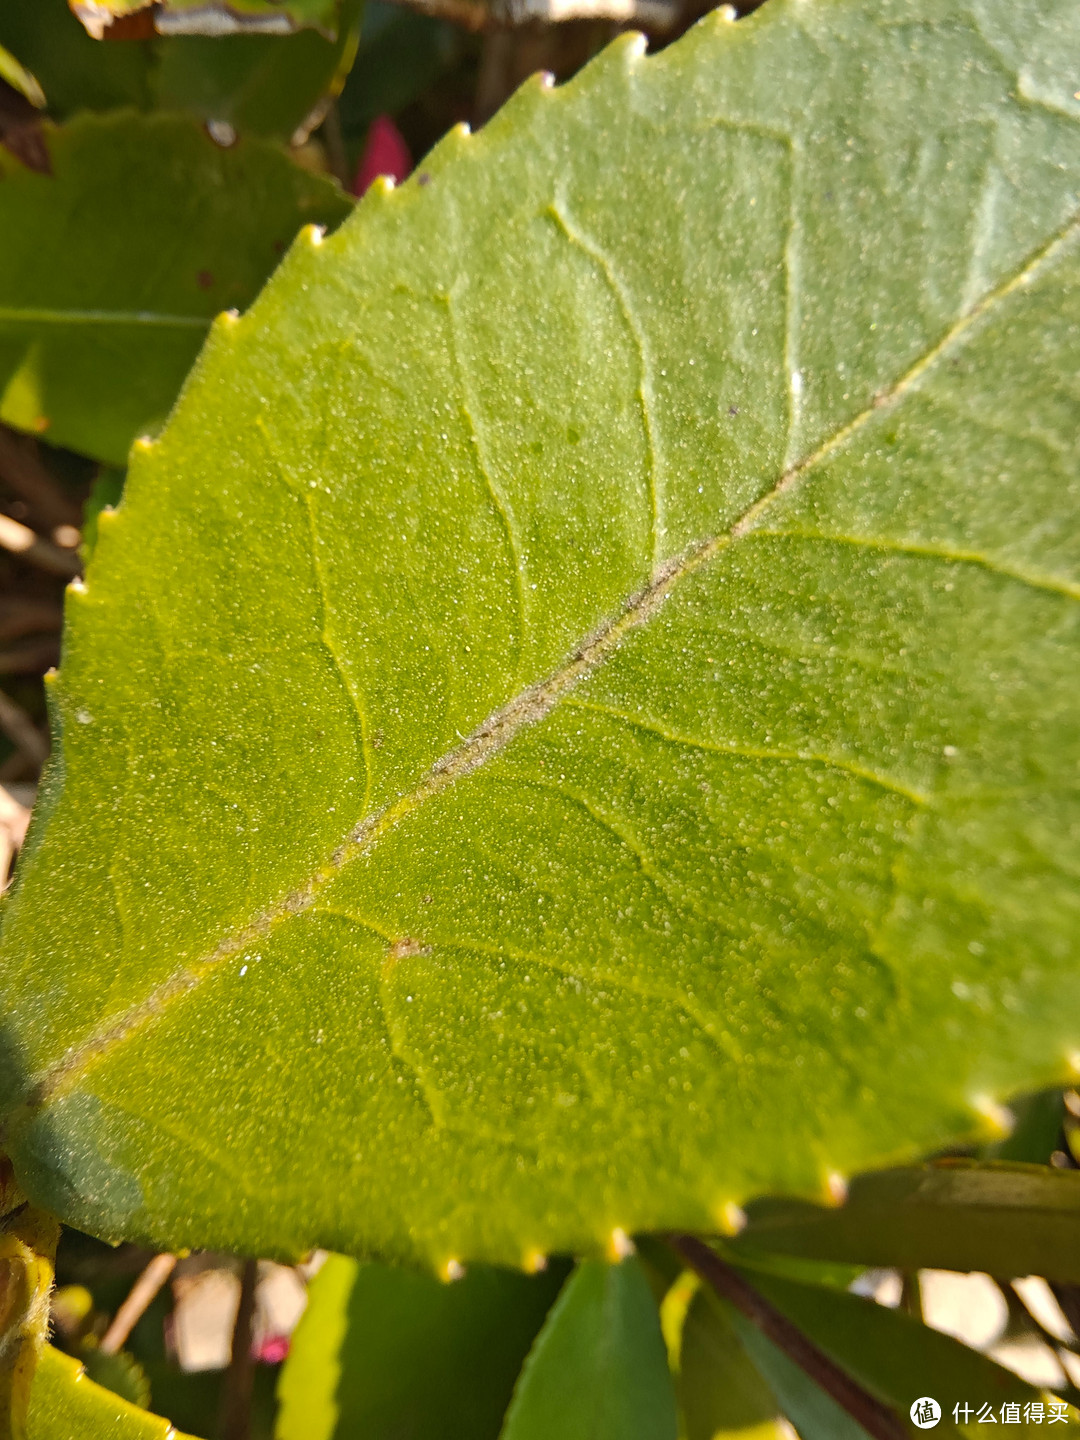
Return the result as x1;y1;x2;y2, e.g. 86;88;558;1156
0;112;351;463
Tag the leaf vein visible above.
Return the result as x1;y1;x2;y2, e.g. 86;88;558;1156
17;207;1077;1116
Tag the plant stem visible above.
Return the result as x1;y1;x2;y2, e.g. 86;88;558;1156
669;1234;909;1440
219;1258;258;1440
100;1252;177;1355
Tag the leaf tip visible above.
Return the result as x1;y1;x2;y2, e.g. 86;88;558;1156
971;1093;1015;1139
606;1227;636;1261
1065;1049;1080;1078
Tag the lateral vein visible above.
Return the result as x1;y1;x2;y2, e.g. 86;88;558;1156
17;207;1079;1116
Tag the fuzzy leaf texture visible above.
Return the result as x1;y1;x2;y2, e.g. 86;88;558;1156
26;1347;199;1440
1;0;1079;1270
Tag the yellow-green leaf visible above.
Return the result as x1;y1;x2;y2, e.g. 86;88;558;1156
2;0;1079;1269
26;1346;201;1440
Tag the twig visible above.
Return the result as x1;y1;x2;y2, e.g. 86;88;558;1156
669;1234;909;1440
0;426;82;532
0;690;47;769
0;514;81;579
100;1252;177;1355
220;1259;258;1440
378;0;681;30
319;101;349;189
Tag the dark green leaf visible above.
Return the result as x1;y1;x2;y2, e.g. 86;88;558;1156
276;1253;567;1440
0;112;351;463
678;1287;780;1440
738;1163;1080;1282
0;0;362;141
1;0;1079;1267
500;1258;677;1440
734;1263;1080;1435
721;1302;876;1440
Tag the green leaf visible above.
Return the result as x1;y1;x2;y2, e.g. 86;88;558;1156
500;1258;677;1440
677;1287;781;1440
26;1346;200;1440
734;1264;1080;1435
276;1253;567;1440
0;111;351;464
0;46;44;109
3;0;1080;1267
718;1302;875;1440
737;1162;1080;1282
0;0;362;141
151;0;363;143
79;1347;151;1411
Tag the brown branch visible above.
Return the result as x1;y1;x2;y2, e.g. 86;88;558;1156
100;1252;177;1355
219;1259;258;1440
669;1234;909;1440
0;514;81;579
0;427;82;532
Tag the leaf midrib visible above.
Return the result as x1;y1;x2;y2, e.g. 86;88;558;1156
16;207;1080;1123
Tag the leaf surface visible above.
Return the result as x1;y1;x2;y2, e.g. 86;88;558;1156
500;1258;677;1440
26;1346;200;1440
735;1264;1080;1435
737;1162;1080;1282
1;0;1080;1267
677;1287;781;1440
0;112;351;463
276;1253;566;1440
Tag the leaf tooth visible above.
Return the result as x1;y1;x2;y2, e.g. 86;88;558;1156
439;1258;466;1283
712;1200;748;1236
66;577;88;598
1065;1049;1080;1078
606;1227;636;1261
132;434;156;454
970;1093;1015;1139
822;1171;849;1208
523;1249;549;1274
